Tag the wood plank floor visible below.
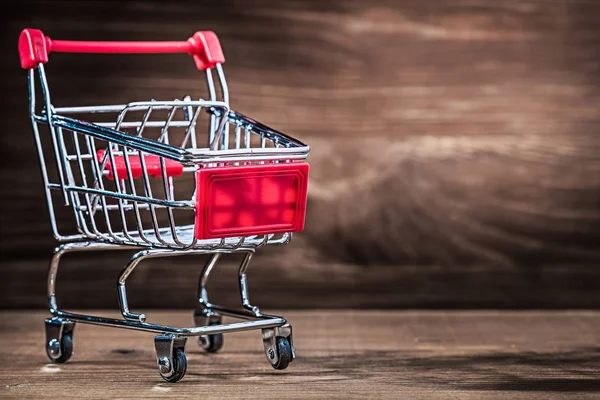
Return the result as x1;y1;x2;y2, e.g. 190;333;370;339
0;310;598;399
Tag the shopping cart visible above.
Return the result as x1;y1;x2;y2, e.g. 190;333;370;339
18;28;310;383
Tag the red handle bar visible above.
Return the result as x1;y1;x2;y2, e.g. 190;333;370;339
18;28;225;71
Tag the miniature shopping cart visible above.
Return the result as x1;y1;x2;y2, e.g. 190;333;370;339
18;28;310;383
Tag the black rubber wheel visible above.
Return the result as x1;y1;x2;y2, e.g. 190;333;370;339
46;332;73;364
200;333;224;353
160;348;187;383
271;337;292;370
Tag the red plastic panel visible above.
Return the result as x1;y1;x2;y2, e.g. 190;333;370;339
195;163;310;239
96;150;183;180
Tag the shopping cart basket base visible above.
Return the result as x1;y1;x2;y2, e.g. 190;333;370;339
44;241;296;382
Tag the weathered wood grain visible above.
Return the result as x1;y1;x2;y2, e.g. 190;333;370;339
0;0;599;308
0;310;599;399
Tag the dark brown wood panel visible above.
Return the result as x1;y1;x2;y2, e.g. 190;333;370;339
0;1;599;309
0;310;599;398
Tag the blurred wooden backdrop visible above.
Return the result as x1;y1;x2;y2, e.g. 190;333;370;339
0;0;598;309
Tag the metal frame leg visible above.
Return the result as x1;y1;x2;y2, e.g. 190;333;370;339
194;250;261;316
118;249;158;322
195;253;221;315
48;241;134;313
194;249;263;320
193;253;223;348
238;251;261;316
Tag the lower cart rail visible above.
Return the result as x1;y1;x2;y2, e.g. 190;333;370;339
47;310;287;336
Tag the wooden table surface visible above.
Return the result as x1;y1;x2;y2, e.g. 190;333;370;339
0;310;598;399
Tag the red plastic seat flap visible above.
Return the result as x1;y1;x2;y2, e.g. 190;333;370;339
96;150;183;180
195;162;309;239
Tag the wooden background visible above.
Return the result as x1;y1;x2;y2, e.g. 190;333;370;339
0;0;599;309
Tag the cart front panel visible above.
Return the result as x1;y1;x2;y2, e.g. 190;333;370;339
195;162;309;239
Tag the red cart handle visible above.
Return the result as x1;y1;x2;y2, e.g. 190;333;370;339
18;28;225;71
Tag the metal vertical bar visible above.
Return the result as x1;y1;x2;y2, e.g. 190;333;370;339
121;145;152;245
244;127;251;148
85;136;119;240
157;109;185;247
101;143;125;241
181;103;203;149
141;103;181;246
244;127;251;165
137;148;170;246
215;64;229;106
38;65;69;205
28;69;65;240
107;144;135;243
159;157;185;247
119;105;154;245
205;69;217;148
233;124;242;166
182;96;198;149
88;105;130;212
137;103;154;137
57;125;87;232
234;125;241;149
72;130;103;238
215;66;230;151
158;104;177;144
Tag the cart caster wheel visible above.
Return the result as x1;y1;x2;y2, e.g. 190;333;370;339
46;331;73;363
154;334;188;383
158;348;187;383
262;324;295;371
199;332;224;353
45;318;75;364
194;310;224;353
269;337;292;370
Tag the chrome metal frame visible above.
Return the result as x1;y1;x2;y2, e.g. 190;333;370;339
28;57;305;381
